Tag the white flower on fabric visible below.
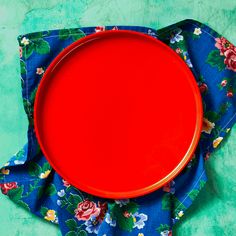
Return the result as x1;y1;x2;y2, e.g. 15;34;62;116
115;199;129;206
54;217;59;224
170;29;184;44
36;67;44;75
21;37;30;46
193;28;202;35
57;200;62;206
57;189;65;197
14;160;24;165
105;213;116;227
133;213;148;229
160;230;170;236
178;210;184;218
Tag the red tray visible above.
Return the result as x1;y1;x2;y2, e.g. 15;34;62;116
34;30;202;199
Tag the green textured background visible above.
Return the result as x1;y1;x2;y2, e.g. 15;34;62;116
0;0;235;235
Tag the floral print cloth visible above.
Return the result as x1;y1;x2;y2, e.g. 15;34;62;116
0;19;236;236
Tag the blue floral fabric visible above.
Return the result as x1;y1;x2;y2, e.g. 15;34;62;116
0;19;236;236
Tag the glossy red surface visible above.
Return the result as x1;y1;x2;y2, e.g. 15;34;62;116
34;30;202;198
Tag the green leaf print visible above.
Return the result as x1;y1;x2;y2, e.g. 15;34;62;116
40;206;48;216
173;195;186;216
28;32;43;40
161;193;171;210
20;60;26;74
204;111;220;123
24;43;34;59
70;29;86;42
42;162;52;172
156;224;170;233
206;50;225;71
38;184;57;198
59;29;71;40
68;193;82;207
29;86;38;103
60;199;67;208
65;219;78;231
46;184;57;195
65;231;77;236
15;148;25;159
28;161;42;177
77;230;87;236
23;99;32;116
219;102;231;116
59;28;86;42
8;186;24;202
17;200;30;211
199;180;206;190
122;201;139;214
110;203;135;231
66;203;76;215
116;215;134;232
188;189;199;201
34;39;50;54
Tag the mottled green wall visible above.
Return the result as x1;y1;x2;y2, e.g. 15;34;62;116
0;0;235;235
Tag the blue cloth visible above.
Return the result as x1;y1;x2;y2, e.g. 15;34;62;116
0;19;236;236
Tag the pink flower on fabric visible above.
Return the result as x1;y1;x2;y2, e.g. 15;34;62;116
224;48;236;72
163;180;175;194
0;182;18;194
62;179;70;188
175;48;182;54
36;67;44;75
215;37;234;55
204;152;211;161
19;47;23;58
95;26;105;33
221;79;227;87
75;199;100;221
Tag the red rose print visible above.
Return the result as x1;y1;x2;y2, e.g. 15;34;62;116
95;26;105;33
198;83;208;94
224;48;236;72
75;199;100;221
215;37;234;55
0;182;18;195
227;91;233;98
96;201;108;222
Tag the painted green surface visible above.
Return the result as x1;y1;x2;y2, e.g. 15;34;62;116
0;0;235;235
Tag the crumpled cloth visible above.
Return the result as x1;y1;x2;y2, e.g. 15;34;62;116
0;19;236;236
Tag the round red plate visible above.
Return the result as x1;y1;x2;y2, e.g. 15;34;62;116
34;30;202;199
